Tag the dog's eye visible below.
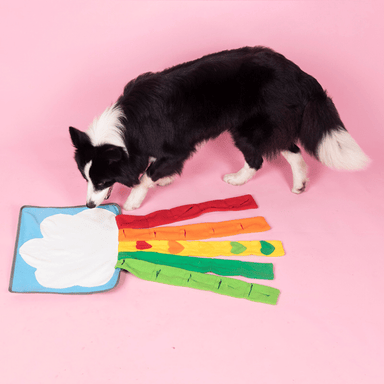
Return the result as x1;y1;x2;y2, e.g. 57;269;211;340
96;182;105;189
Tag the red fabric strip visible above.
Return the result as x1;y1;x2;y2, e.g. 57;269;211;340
116;195;258;229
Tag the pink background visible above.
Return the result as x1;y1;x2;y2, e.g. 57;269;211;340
1;1;383;383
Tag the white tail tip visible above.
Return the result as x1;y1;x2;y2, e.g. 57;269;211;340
317;129;370;171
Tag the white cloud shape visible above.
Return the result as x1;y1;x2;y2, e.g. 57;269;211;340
19;208;118;289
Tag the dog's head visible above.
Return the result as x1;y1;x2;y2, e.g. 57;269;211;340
69;126;135;208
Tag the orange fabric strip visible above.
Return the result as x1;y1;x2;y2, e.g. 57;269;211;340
118;216;270;241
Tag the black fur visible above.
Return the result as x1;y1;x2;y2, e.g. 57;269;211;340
70;46;346;197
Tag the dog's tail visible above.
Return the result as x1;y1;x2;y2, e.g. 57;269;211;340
299;92;370;170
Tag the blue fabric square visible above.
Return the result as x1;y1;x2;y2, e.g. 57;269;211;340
9;204;121;294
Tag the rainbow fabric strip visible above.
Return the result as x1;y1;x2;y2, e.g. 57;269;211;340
118;240;284;257
115;195;282;305
117;251;275;279
116;258;280;305
118;216;271;241
116;194;258;229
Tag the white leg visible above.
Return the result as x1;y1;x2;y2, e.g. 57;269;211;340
223;162;257;186
123;174;156;210
281;150;308;193
123;174;176;210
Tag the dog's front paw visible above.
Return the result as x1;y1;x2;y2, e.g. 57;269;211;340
292;179;309;194
157;175;175;187
123;200;141;211
123;194;144;210
223;164;256;186
223;173;247;186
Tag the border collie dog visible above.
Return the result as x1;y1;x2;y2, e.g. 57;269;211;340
70;46;369;210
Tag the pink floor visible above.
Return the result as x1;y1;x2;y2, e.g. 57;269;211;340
1;1;383;383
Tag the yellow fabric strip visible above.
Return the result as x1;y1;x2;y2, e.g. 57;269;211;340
118;240;285;257
118;216;270;241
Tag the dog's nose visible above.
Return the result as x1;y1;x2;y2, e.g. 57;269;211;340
86;201;96;209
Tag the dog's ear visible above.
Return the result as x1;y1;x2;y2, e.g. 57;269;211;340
69;126;91;149
105;146;123;165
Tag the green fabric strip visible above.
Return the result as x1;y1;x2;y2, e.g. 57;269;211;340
118;251;274;280
116;258;280;305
